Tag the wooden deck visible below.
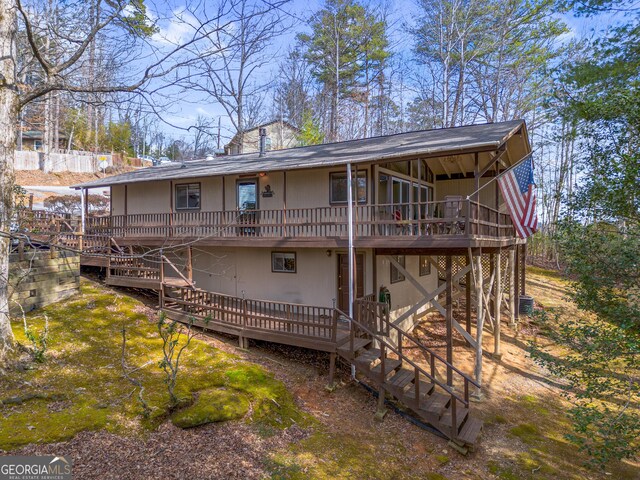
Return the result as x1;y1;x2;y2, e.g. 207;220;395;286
85;200;517;249
161;284;347;352
158;282;483;448
16;208;490;448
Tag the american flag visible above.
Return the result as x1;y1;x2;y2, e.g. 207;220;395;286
498;155;538;239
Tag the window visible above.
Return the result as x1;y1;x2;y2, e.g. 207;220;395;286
390;255;405;284
330;171;367;204
419;256;431;276
175;183;200;210
265;136;272;151
272;252;296;273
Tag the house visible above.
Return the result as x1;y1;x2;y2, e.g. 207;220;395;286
72;120;532;448
19;130;68;151
224;120;299;155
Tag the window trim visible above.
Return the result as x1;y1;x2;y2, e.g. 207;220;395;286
271;251;297;274
419;256;431;277
174;182;201;211
390;255;405;284
329;170;368;205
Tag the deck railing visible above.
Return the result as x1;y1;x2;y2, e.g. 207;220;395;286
86;200;514;240
345;302;481;437
161;284;339;343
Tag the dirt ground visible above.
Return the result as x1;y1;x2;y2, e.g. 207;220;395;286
15;170;107;186
6;268;640;479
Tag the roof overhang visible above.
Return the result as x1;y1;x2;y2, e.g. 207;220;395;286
74;120;529;189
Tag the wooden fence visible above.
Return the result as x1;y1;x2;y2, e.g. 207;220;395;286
15;151;113;173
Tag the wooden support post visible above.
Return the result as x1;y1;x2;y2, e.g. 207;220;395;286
474;153;480;234
493;250;502;359
521;244;527;295
374;386;387;421
186;246;193;282
327;352;337;389
445;255;453;387
123;185;128;234
508;248;516;327
159;253;165;284
465;253;472;344
473;253;484;399
514;245;520;322
18;240;24;261
489;253;495;313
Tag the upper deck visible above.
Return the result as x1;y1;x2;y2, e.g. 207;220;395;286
74;120;531;251
84;198;519;250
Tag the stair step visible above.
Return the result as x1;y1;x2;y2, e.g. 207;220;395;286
337;338;372;356
420;392;451;416
355;348;381;367
440;405;469;430
403;380;435;401
370;359;402;376
386;368;415;390
456;417;483;446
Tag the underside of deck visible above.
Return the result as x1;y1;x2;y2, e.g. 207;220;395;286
110;235;523;251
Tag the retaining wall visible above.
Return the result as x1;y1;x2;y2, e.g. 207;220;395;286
8;249;80;316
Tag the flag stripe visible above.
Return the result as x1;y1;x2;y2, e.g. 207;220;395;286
498;157;538;239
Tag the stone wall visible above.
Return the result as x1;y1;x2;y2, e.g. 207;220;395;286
8;249;80;316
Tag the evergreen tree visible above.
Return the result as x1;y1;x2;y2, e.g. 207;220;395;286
298;0;389;141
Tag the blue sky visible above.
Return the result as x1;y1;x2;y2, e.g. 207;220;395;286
146;0;623;150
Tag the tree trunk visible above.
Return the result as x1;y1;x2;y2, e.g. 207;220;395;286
0;0;18;359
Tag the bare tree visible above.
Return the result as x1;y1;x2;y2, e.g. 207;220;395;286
272;46;313;128
0;0;242;360
193;0;290;153
0;0;19;357
188;114;216;159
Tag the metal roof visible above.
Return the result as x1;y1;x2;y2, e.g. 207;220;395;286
74;120;526;189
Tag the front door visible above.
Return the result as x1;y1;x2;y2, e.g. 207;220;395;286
237;179;258;235
337;253;364;312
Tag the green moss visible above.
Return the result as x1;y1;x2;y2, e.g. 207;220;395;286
264;454;307;480
516;451;557;476
493;414;509;424
225;365;310;430
509;423;540;445
435;455;450;465
426;473;448;480
526;266;563;280
0;279;305;450
519;394;550;416
171;388;250;428
267;429;413;480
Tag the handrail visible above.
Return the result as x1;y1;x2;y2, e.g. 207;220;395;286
387;314;481;389
337;308;475;407
354;299;479;388
161;255;195;289
86;199;514;241
160;284;338;343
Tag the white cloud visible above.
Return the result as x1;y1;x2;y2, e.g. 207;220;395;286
152;7;199;45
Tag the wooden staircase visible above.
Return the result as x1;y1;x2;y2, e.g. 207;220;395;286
100;248;484;449
336;308;483;451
